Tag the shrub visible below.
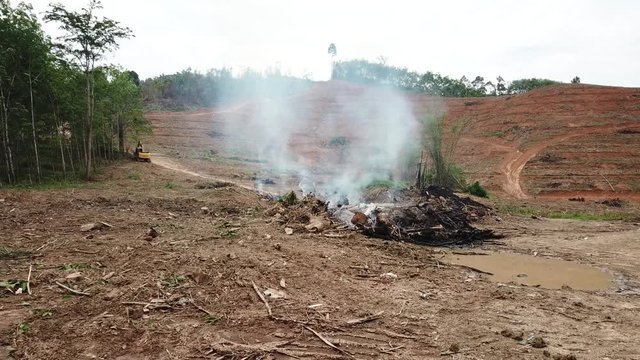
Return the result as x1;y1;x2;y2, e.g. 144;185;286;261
467;181;488;197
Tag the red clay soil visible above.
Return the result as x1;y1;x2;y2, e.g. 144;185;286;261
146;82;640;202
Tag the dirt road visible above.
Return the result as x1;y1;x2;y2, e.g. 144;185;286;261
498;122;640;199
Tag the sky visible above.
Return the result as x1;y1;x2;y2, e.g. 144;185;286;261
26;0;640;86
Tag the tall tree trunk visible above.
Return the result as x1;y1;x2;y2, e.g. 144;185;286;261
0;82;15;184
84;68;93;179
117;115;125;156
28;72;41;181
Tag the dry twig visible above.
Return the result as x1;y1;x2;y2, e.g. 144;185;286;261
303;325;350;356
55;281;90;296
251;281;272;316
27;264;32;295
346;311;384;325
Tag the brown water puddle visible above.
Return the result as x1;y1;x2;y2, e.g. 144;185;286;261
447;253;614;291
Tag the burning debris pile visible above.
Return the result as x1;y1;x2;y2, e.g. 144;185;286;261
267;186;497;246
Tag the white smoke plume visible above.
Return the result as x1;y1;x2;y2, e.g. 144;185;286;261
222;81;420;205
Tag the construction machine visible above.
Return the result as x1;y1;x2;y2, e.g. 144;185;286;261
133;141;151;162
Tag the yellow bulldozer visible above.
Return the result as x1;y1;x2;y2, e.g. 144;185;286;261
133;141;151;162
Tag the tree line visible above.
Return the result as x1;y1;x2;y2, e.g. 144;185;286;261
0;0;146;185
332;59;564;96
143;61;571;111
142;68;312;110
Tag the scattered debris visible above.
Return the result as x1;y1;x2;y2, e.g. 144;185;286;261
65;272;82;280
143;227;159;241
527;335;547;348
500;329;524;341
284;227;294;235
188;272;211;285
537;153;564;163
195;181;232;189
55;281;90;296
102;289;121;301
26;265;32;295
0;280;28;294
251;281;272;316
264;288;286;299
80;222;112;232
598;198;624;207
305;216;328;232
303;325;350;356
346;311;384;325
380;272;398;281
201;206;210;214
279;278;286;288
335;186;497;246
552;354;577;360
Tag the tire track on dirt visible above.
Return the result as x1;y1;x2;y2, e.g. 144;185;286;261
500;122;640;199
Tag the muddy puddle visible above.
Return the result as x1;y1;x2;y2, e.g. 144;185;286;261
447;252;614;291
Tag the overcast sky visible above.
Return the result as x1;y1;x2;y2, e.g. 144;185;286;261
26;0;640;86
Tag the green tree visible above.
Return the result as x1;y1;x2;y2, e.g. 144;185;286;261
0;0;52;183
507;78;558;94
45;0;133;179
571;76;581;84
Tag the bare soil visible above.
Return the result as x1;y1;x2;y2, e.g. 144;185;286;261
1;161;640;359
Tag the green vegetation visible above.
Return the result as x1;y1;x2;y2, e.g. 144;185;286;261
18;322;30;334
164;181;179;189
127;172;141;180
205;314;220;325
499;204;630;221
33;308;54;318
332;59;558;97
1;0;148;186
161;274;186;287
365;179;406;190
60;263;89;271
546;211;629;221
279;191;298;206
328;136;350;147
418;114;468;189
467;181;488;198
142;68;312;110
507;78;559;94
0;279;28;293
0;247;32;260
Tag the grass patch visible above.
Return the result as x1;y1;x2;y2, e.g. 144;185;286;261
127;172;141;180
488;130;506;138
546;211;629;221
18;323;30;334
365;179;406;190
164;182;179;190
205;314;219;325
0;247;33;260
498;204;630;221
161;274;187;287
32;308;54;318
3;176;90;190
